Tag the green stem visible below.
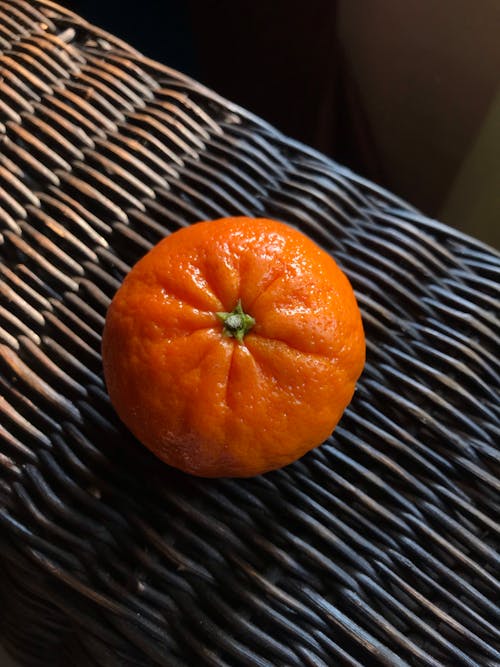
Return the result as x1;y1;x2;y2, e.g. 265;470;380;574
216;299;255;342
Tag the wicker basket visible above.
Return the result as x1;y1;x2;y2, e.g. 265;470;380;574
0;2;499;665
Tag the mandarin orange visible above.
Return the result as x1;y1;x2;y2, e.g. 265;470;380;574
102;217;365;477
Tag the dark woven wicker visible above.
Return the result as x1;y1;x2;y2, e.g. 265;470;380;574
0;2;499;665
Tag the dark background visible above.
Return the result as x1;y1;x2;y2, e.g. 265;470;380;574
63;0;500;247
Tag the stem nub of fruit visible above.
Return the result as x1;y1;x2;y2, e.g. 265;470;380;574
217;300;255;342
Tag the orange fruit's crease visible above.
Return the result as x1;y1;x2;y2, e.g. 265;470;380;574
246;269;287;312
197;243;241;312
162;324;219;346
157;266;223;313
223;341;237;412
190;254;227;311
249;331;339;361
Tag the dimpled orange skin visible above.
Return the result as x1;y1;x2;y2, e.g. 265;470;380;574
102;217;365;477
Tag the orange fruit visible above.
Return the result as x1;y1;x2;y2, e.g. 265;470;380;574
102;217;365;477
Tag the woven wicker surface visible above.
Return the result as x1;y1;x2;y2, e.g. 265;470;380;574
0;2;499;665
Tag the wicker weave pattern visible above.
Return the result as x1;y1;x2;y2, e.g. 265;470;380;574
0;2;499;665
